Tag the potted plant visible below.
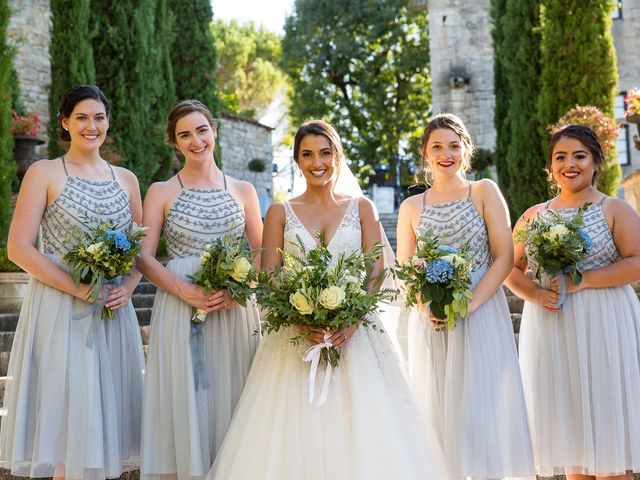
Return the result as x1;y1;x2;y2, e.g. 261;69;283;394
11;110;44;181
625;88;640;123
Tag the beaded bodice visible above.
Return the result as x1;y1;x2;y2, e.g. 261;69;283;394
525;203;620;274
283;197;361;264
41;175;131;255
417;195;491;271
164;187;245;258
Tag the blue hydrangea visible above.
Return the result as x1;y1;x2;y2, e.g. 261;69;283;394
437;245;458;254
579;229;592;251
107;230;131;251
426;258;454;284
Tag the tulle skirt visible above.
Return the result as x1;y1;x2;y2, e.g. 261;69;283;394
519;284;640;477
206;318;452;480
407;270;535;479
0;254;144;480
140;256;260;480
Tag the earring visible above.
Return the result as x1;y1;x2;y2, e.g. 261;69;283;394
297;165;302;177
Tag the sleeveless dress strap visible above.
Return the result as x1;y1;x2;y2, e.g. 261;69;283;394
61;155;69;176
223;173;228;190
106;161;116;180
176;173;185;189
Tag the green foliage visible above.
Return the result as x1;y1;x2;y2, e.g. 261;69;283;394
247;158;267;172
90;0;175;192
8;67;24;115
282;0;430;179
48;0;96;159
538;0;620;195
0;0;15;244
490;0;511;200
470;148;494;179
503;0;546;219
212;19;285;118
0;247;22;272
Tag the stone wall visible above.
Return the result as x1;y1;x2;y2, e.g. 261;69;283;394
7;0;51;142
423;0;495;150
218;111;273;218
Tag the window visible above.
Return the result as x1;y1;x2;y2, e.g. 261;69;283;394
612;1;622;19
617;124;630;165
615;92;627;118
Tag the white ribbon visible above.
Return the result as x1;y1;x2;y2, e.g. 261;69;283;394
302;333;334;407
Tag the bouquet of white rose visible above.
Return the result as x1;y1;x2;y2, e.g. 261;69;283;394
395;227;473;330
187;235;255;323
515;203;592;304
64;220;147;321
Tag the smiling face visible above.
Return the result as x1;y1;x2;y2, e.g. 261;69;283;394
296;134;339;188
173;111;217;164
60;98;109;151
550;136;598;192
424;128;465;178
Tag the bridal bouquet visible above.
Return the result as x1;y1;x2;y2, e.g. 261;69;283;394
187;235;255;323
256;236;396;366
515;203;592;292
64;220;147;319
395;227;472;330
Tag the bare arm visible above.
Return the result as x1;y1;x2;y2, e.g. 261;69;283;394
137;182;221;312
396;195;421;263
358;197;384;292
468;180;514;313
261;203;285;271
568;198;640;290
7;161;91;300
504;205;561;312
235;181;263;267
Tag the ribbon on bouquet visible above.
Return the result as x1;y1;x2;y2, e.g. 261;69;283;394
555;272;567;307
190;321;210;390
303;333;334;407
73;276;122;348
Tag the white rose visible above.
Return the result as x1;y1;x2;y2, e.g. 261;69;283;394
230;256;252;282
319;285;346;310
200;250;211;265
86;242;103;257
544;224;570;242
440;253;466;268
290;291;313;315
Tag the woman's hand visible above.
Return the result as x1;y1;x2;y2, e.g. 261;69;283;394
208;289;237;312
179;283;224;312
105;284;134;311
428;311;447;329
532;283;561;312
298;324;358;348
328;324;358;348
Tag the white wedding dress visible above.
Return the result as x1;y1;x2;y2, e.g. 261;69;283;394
206;197;452;479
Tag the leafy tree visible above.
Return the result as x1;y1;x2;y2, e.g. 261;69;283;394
0;0;15;242
90;0;175;192
538;0;620;195
282;0;430;178
48;0;96;159
212;19;285;118
503;0;546;218
490;0;511;204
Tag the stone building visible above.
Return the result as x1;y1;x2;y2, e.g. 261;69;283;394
415;0;640;204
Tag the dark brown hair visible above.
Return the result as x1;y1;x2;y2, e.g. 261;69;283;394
57;84;111;142
293;119;345;164
418;113;475;184
547;124;603;186
166;100;218;145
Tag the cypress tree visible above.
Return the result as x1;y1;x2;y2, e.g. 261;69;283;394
490;0;511;208
48;0;95;159
0;0;16;242
538;0;620;195
90;0;174;192
503;0;546;218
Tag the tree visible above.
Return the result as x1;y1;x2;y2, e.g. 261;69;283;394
90;0;175;192
503;0;546;218
282;0;430;178
212;19;285;119
538;0;620;195
490;0;511;206
0;0;15;242
48;0;95;159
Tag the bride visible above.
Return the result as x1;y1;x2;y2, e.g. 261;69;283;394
206;120;451;479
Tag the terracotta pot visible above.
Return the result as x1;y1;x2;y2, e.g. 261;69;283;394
626;113;640;124
13;135;45;181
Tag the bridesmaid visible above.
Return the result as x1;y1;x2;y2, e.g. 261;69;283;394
0;84;145;479
396;113;534;479
139;99;262;480
505;125;640;480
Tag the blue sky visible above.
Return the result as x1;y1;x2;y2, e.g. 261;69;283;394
213;0;295;33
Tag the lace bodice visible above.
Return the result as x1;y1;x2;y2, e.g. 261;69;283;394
41;166;132;255
283;197;362;263
525;202;620;274
418;195;491;271
164;185;245;259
